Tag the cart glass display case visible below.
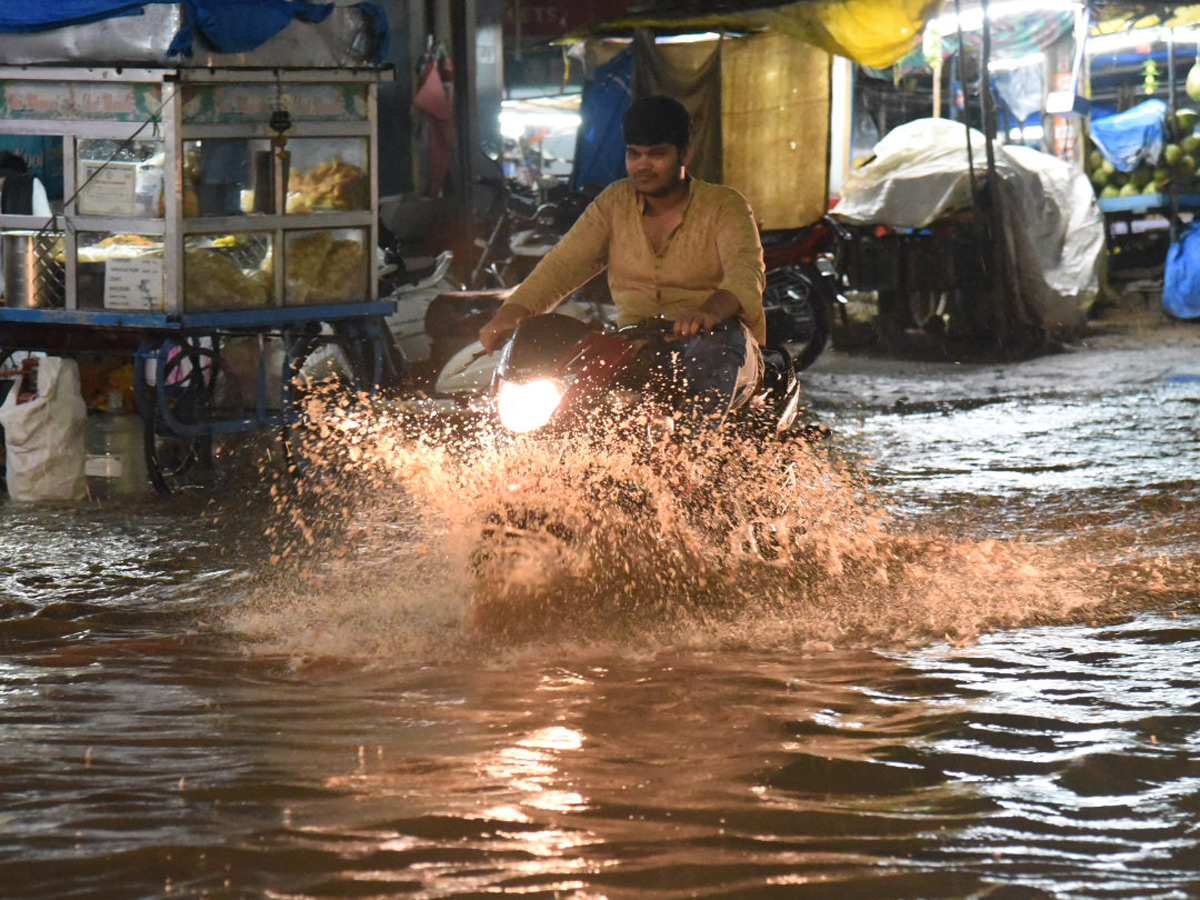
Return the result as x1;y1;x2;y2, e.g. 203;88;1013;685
0;8;396;494
76;231;164;311
0;67;382;319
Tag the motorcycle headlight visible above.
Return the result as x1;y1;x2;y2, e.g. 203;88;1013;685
496;377;565;433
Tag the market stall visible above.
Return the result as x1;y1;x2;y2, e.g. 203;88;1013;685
0;4;396;493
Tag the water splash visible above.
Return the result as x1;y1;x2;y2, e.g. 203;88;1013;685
224;390;1150;661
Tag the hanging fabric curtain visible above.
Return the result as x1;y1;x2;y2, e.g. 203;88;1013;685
723;29;830;229
632;29;722;184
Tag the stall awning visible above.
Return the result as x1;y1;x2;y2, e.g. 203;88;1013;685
566;0;941;70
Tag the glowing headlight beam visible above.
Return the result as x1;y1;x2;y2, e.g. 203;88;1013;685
496;378;565;433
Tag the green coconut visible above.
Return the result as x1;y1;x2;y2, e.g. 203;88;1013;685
1100;184;1121;199
1187;62;1200;102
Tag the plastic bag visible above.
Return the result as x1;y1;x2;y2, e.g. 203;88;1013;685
0;357;87;501
1164;223;1200;320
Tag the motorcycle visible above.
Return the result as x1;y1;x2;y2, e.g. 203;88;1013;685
466;313;803;626
759;214;851;372
490;313;801;441
387;208;848;429
382;248;457;369
468;145;592;291
415;225;846;423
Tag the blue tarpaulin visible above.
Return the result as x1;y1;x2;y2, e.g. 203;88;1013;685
571;49;633;193
0;0;388;60
1164;223;1200;320
1089;98;1167;174
0;1;164;31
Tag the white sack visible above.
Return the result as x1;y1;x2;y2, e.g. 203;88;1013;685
0;357;87;502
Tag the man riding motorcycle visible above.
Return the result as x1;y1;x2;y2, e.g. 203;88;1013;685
478;95;765;431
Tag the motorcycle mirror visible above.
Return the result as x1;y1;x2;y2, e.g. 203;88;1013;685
480;140;501;163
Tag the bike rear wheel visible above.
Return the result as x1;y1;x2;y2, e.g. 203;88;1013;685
763;264;831;371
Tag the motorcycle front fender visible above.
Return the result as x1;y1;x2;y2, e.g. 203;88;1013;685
435;341;498;396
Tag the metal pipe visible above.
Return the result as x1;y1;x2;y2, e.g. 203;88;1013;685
980;0;997;180
1168;27;1177;115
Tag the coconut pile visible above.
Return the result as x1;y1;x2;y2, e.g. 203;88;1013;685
1090;107;1199;200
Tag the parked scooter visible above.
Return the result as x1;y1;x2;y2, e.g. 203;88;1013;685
382;248;457;369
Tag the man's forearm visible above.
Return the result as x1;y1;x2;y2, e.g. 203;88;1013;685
701;289;742;322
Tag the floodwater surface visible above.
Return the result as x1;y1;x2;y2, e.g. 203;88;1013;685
1;329;1198;900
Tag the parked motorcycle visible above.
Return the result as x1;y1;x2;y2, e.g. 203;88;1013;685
467;147;591;290
759;214;851;372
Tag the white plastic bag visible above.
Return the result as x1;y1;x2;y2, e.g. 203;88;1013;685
0;357;87;502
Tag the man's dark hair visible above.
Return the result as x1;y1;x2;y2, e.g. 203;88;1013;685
622;96;691;152
0;151;28;173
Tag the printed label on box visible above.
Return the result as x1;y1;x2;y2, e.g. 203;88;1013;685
78;162;137;216
104;257;163;311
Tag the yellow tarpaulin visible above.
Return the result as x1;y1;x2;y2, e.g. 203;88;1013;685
753;0;941;70
572;0;940;70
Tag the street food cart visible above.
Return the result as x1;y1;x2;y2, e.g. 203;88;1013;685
0;7;395;491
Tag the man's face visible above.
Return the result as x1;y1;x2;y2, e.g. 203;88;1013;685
625;143;692;197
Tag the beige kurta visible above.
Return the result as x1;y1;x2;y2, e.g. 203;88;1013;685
505;177;767;345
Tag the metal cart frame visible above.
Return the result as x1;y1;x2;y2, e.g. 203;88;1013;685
0;64;397;491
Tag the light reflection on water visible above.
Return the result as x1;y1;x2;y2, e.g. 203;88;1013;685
0;337;1198;898
843;389;1199;497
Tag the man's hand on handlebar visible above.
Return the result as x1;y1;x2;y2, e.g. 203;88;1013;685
672;309;724;339
672;289;742;339
479;303;531;353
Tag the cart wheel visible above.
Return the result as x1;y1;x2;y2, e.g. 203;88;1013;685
136;336;218;493
763;264;831;372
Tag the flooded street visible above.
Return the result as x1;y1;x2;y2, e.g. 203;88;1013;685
2;318;1199;900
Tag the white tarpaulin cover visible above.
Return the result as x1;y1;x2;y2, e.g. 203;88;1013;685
834;118;1105;335
0;357;87;502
